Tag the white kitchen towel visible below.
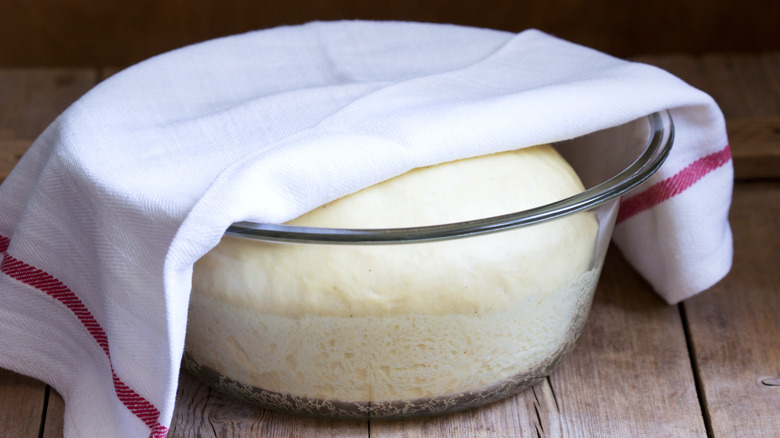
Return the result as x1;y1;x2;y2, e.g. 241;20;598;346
0;21;732;437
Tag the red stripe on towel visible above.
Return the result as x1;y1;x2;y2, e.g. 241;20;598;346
0;238;168;438
616;144;732;225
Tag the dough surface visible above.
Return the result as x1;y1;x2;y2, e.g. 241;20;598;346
187;145;600;405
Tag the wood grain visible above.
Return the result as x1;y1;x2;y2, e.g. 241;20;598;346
0;139;32;181
169;371;368;437
549;249;706;437
635;52;780;118
726;117;780;180
0;368;47;437
683;182;780;437
369;381;545;437
0;68;96;140
635;52;780;180
1;0;779;67
41;389;65;438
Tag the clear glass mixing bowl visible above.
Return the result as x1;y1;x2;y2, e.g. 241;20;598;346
183;111;674;419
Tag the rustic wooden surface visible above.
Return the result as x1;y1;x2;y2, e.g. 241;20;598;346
0;368;48;437
0;52;778;437
684;181;780;437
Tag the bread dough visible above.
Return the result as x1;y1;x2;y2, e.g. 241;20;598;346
186;144;600;407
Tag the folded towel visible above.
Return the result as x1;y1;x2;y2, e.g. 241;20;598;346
0;21;732;437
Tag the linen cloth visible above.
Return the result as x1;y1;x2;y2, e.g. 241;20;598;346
0;21;732;437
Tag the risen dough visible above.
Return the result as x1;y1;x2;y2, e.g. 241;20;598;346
187;145;600;407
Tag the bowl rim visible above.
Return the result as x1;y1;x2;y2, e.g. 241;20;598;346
225;111;674;244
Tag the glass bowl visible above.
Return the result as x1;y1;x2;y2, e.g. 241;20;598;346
183;111;674;419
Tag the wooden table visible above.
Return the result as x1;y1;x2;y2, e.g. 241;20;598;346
1;52;778;437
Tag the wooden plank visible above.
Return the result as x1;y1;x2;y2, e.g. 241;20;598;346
697;53;780;118
544;248;706;437
683;182;780;437
727;117;780;180
0;68;97;140
98;67;123;82
635;52;780;180
369;382;545;437
0;139;32;181
2;0;780;67
635;52;780;118
169;370;368;437
0;368;47;437
41;388;65;438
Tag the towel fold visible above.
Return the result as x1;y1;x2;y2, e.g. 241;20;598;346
0;21;732;437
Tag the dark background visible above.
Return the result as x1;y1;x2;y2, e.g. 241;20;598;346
1;0;778;67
